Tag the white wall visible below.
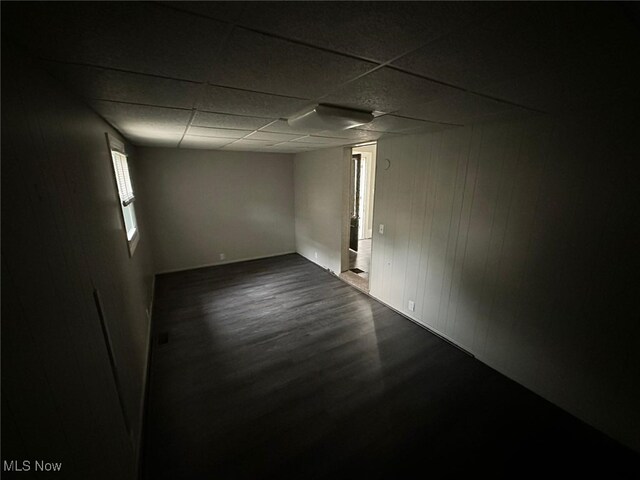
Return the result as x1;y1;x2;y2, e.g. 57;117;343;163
370;110;640;451
2;45;155;478
294;147;350;274
136;148;296;273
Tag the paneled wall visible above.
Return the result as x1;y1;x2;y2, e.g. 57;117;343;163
370;111;640;451
136;148;296;273
294;147;350;274
2;46;154;478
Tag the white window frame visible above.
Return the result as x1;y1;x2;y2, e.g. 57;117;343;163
106;133;139;257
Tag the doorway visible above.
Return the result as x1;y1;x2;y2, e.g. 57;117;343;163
341;143;377;291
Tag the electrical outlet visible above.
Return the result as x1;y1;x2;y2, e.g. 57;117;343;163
379;224;384;235
408;300;415;312
219;253;226;260
314;251;318;259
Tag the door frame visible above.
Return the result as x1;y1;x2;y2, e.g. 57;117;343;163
340;143;377;275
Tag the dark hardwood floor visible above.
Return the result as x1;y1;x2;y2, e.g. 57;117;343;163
144;254;639;479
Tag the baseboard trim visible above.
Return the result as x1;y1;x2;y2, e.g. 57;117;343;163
156;251;297;276
330;267;475;359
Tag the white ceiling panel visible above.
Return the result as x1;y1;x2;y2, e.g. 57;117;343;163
466;3;639;116
321;67;460;114
90;101;191;143
263;144;312;153
291;136;350;145
392;5;556;93
537;5;640;113
397;92;528;125
4;2;637;151
160;1;247;23
288;144;348;151
260;120;315;136
192;112;274;131
223;139;275;151
209;29;376;98
245;132;305;142
180;136;234;149
463;109;546;127
4;2;230;82
45;63;200;109
317;129;385;141
239;2;493;63
198;85;309;118
357;115;453;133
479;71;565;114
186;127;250;139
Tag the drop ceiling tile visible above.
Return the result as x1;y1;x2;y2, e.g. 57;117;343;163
460;109;544;127
209;29;375;98
317;129;385;141
222;139;275;151
321;67;459;113
391;4;640;112
291;136;350;145
245;131;304;142
180;136;233;149
198;85;308;118
239;2;493;63
293;144;349;152
397;92;527;124
4;2;229;81
261;120;314;135
44;63;200;109
263;144;312;153
90;101;191;143
228;139;274;145
357;115;450;133
186;126;250;139
556;69;639;115
392;5;555;92
509;4;640;114
159;1;246;22
549;4;640;80
192;111;274;130
479;71;565;113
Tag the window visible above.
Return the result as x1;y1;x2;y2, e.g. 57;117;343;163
107;134;139;256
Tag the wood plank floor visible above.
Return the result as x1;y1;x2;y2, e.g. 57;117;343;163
143;254;639;479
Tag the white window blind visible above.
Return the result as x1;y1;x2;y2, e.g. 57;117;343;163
106;133;139;256
111;151;135;206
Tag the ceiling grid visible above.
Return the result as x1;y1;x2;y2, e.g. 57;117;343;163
3;1;638;151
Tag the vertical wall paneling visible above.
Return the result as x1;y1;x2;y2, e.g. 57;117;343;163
400;134;432;316
413;133;443;322
422;128;467;332
434;126;474;335
442;126;483;341
388;136;417;309
370;110;640;452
